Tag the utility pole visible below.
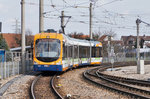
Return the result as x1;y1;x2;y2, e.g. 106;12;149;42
39;0;44;33
60;11;71;34
136;18;144;74
61;11;65;34
136;19;140;62
0;22;2;33
13;19;20;33
89;3;92;39
15;19;19;33
89;3;93;64
21;0;26;74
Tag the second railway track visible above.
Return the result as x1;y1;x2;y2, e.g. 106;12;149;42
83;66;150;99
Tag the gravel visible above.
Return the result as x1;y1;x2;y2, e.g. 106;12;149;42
0;74;35;99
103;65;150;81
1;64;150;98
0;75;19;88
56;67;127;99
34;76;56;99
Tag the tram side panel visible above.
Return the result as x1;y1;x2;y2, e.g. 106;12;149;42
62;44;103;71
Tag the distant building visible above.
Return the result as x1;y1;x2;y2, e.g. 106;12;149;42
10;46;32;53
98;35;123;46
98;35;123;57
121;35;150;49
98;35;113;42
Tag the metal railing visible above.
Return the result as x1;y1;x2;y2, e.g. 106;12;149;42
0;51;33;80
102;51;150;63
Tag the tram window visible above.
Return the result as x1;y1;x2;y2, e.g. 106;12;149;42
97;47;102;57
92;47;102;57
63;44;67;59
70;46;72;58
68;46;73;58
84;46;88;58
99;47;102;57
66;46;68;58
79;46;82;58
96;47;100;57
92;47;96;57
87;47;90;58
79;46;88;58
74;46;78;58
63;43;66;59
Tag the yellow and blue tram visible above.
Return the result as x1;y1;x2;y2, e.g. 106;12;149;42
33;32;102;72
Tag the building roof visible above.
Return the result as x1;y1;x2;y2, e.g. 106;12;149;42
98;35;107;41
145;43;150;48
102;40;123;45
69;34;90;39
1;33;33;48
143;36;150;41
121;35;150;41
2;33;21;48
10;46;31;51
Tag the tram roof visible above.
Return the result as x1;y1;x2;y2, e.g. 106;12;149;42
63;34;102;47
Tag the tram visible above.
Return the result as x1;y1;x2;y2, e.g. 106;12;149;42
33;32;102;71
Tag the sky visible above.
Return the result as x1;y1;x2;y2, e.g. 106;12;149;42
0;0;150;39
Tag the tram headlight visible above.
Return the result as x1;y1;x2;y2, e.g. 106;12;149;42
56;61;61;65
34;61;38;65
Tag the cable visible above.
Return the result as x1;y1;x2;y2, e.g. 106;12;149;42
95;0;123;8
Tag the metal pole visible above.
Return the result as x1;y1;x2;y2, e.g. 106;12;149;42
15;19;19;33
0;22;2;33
11;52;15;75
21;0;26;74
136;19;140;61
89;3;92;39
89;3;93;63
39;0;44;33
4;53;6;78
136;19;141;74
61;11;65;34
108;36;111;62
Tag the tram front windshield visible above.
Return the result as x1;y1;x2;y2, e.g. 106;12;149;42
35;39;60;62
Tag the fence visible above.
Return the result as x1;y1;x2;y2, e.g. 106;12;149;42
0;51;33;80
102;50;150;63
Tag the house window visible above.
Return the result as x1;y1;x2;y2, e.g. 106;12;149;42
128;40;133;44
130;38;134;40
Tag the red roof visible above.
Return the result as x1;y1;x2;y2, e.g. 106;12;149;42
70;34;90;39
2;33;33;48
98;35;107;41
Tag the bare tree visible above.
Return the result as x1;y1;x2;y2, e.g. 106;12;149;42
26;29;33;36
25;29;33;46
68;32;89;39
93;30;102;40
102;29;117;38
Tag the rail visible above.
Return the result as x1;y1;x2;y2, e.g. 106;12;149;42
51;75;64;99
83;64;150;99
30;75;41;99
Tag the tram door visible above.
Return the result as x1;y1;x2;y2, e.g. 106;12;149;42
73;45;78;66
67;45;73;68
63;43;68;68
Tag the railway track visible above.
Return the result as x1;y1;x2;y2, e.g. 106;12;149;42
97;71;150;87
30;73;63;99
83;66;150;99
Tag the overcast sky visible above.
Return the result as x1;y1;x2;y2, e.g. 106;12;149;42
0;0;150;39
